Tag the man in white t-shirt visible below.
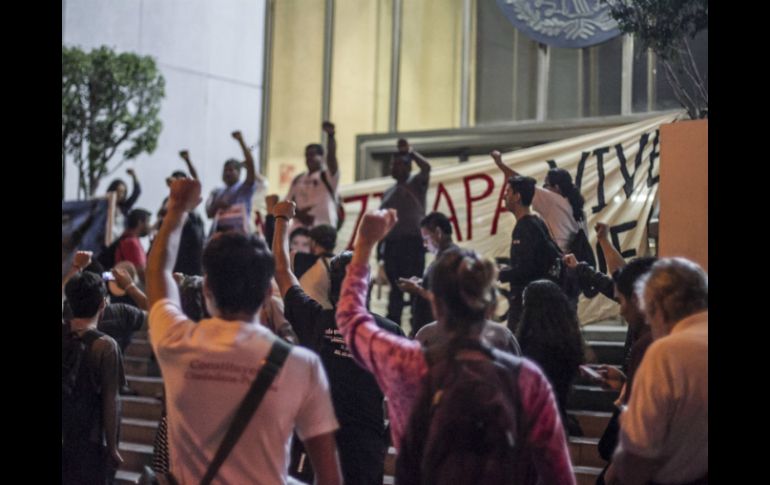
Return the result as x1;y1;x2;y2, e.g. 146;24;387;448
605;258;708;485
147;178;342;485
286;121;340;231
206;131;268;236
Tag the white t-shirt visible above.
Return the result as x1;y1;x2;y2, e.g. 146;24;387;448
532;186;580;253
286;169;340;231
617;311;708;483
148;299;339;485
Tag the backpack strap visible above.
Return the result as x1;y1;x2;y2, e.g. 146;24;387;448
199;338;292;485
64;320;105;346
80;329;104;347
318;170;337;201
423;334;496;367
532;215;562;255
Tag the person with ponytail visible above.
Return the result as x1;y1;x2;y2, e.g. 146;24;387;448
336;209;574;484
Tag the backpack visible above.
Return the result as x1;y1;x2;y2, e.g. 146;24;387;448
62;322;104;441
96;234;126;269
396;340;523;485
529;217;566;286
526;217;587;303
568;226;597;270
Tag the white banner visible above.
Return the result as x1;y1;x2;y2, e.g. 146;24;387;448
334;112;682;324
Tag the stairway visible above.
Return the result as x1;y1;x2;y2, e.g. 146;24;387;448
567;322;627;485
116;322;626;485
116;329;162;485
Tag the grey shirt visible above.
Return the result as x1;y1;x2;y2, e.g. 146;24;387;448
414;320;522;356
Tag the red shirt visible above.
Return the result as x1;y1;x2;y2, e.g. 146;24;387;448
115;235;146;269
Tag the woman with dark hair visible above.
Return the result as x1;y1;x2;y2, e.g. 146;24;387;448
106;168;142;240
491;151;585;254
336;209;574;484
517;279;585;432
545;168;585;223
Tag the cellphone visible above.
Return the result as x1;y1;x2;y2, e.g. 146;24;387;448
102;271;115;282
580;365;602;380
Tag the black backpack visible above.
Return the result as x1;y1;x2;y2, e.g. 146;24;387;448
396;340;524;485
96;235;126;269
528;217;587;302
62;322;104;441
568;227;597;270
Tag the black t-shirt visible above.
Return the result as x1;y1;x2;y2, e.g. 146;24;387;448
500;214;560;289
174;211;204;276
293;253;320;280
157;198;205;276
62;302;146;352
97;303;146;352
284;285;402;434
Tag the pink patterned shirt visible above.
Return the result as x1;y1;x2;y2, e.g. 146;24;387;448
336;262;576;484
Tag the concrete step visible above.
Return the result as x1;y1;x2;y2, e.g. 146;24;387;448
384;446;396;476
568;385;620;413
122;395;164;421
125;356;161;378
384;445;604;484
115;469;142;485
126;376;165;398
587;341;625;366
569;437;606;468
121;417;159;446
118;441;154;473
124;356;150;376
125;339;153;359
581;324;627;343
575;465;604;485
568;410;612;439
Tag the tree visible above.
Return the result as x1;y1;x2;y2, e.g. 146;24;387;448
62;46;165;199
605;0;708;119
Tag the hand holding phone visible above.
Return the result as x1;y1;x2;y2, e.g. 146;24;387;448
102;271;116;282
579;364;602;382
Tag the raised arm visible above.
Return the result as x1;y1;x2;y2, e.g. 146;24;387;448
398;138;430;175
232;131;258;187
490;150;519;181
147;179;201;308
322;121;338;176
178;150;200;180
272;200;301;297
596;222;626;275
62;251;92;298
123;168;142;210
410;149;431;175
339;209;427;448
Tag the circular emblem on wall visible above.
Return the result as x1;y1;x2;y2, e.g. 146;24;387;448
496;0;621;48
